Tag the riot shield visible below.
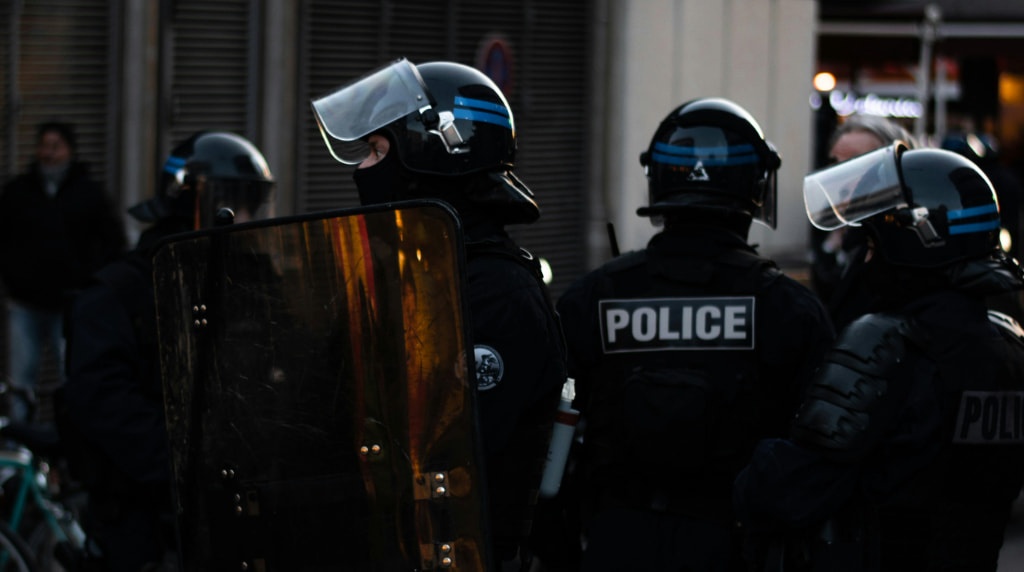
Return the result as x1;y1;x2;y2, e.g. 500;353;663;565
152;200;490;571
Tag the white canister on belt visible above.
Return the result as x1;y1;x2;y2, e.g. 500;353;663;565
539;377;579;498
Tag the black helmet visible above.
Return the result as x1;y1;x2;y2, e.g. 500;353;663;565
311;58;537;223
129;131;276;229
638;97;782;228
805;143;1001;268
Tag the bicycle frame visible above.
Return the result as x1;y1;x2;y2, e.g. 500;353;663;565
0;448;73;545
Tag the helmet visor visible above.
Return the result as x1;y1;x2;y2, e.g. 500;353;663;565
804;142;906;230
311;58;431;165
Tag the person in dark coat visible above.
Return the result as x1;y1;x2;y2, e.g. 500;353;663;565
0;121;125;424
735;143;1024;571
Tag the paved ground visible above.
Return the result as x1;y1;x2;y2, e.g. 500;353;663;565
999;494;1024;571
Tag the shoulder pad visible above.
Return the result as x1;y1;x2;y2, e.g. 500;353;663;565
792;313;922;462
831;312;926;359
604;250;646;274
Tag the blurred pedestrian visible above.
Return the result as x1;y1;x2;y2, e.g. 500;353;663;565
0;121;125;424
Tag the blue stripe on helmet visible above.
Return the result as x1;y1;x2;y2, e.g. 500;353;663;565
453;108;512;129
948;219;1001;235
947;203;999;220
653;141;756;157
454;96;509;117
163;156;185;174
651;151;760;167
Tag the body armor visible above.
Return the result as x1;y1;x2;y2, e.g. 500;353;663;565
580;237;780;523
792;313;925;462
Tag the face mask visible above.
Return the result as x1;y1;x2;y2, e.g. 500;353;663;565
862;253;945;310
352;151;408;206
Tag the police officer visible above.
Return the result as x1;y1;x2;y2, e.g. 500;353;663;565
734;143;1024;571
60;131;276;571
555;97;835;571
311;58;567;570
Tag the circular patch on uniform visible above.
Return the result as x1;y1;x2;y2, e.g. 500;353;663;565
474;345;504;391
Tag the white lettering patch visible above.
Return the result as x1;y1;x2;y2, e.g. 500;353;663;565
599;297;755;353
954;391;1024;444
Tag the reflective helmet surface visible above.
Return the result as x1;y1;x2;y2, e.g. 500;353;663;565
804;144;1000;268
312;58;516;176
312;58;537;223
393;61;517;176
638;97;782;228
130;131;276;229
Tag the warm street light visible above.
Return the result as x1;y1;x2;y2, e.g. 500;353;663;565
814;72;837;92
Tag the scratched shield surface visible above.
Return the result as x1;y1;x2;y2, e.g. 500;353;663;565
153;201;490;571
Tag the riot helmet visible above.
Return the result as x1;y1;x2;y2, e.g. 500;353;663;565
311;58;538;224
129;131;276;230
804;143;1002;268
638;97;782;228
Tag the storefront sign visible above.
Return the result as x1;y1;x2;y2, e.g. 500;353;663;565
811;89;922;118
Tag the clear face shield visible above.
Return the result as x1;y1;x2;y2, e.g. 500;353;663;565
310;58;433;165
803;142;908;231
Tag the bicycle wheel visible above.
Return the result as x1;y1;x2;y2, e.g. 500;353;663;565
0;520;37;572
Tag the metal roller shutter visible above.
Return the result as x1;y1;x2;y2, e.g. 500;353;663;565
475;1;589;297
1;4;11;178
2;0;113;188
165;0;253;148
298;2;380;213
298;0;589;296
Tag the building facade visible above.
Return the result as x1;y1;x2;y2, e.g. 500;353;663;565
1;0;821;299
